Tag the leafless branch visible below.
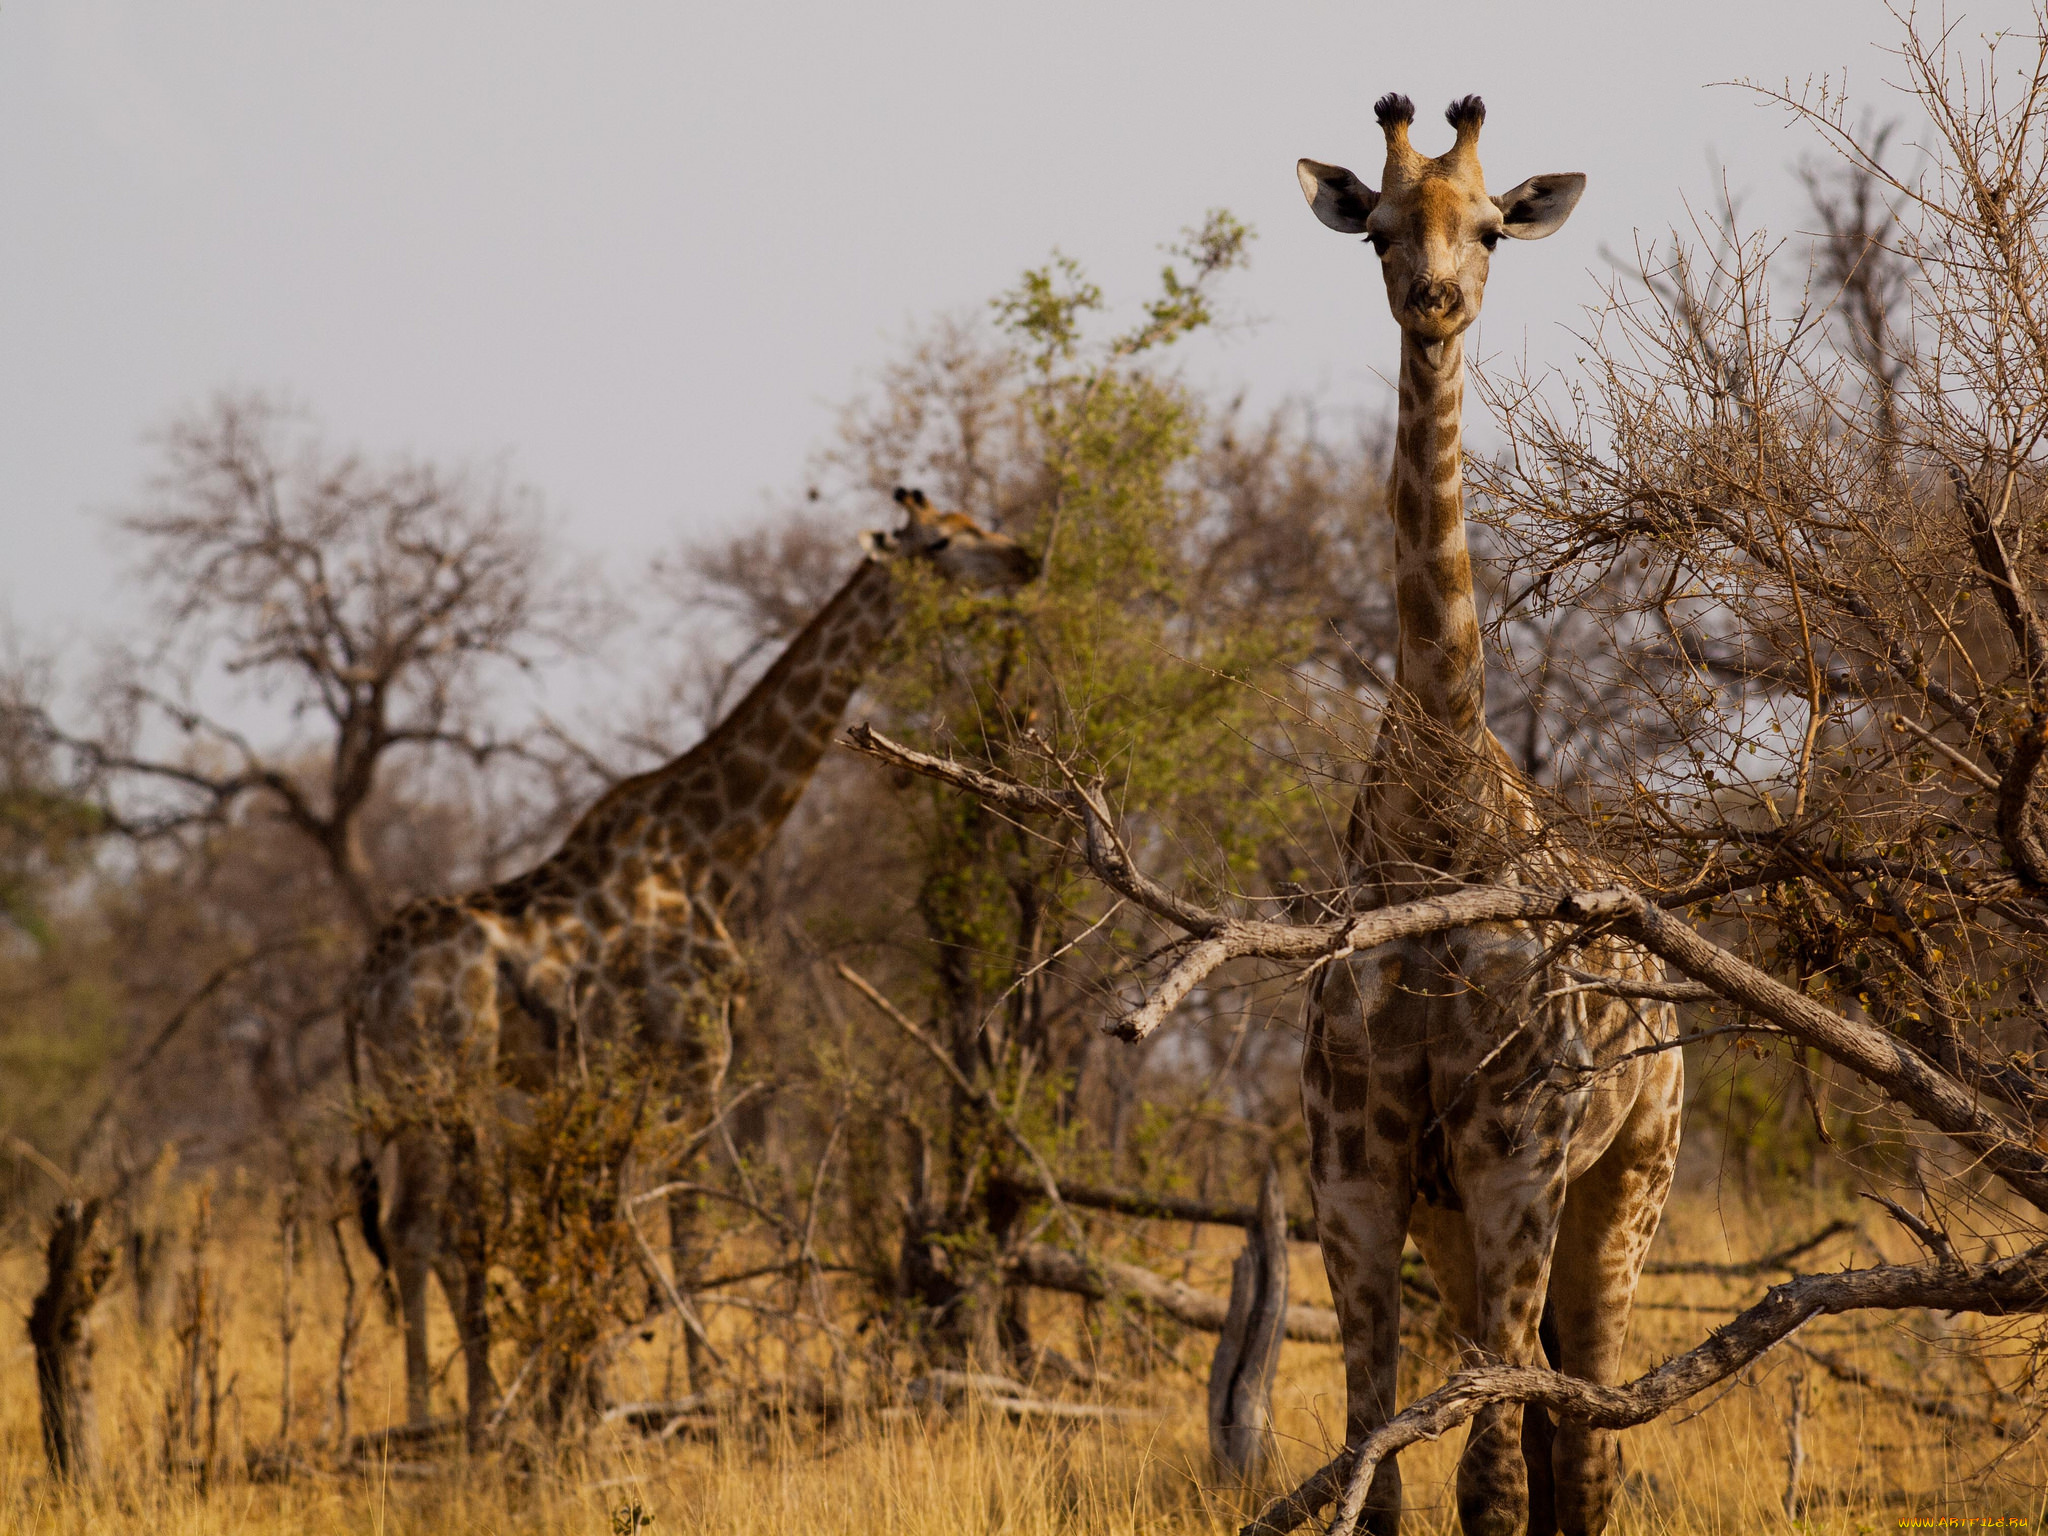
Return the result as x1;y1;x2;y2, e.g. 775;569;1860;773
1248;1249;2048;1536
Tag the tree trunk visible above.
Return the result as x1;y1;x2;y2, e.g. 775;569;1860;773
1207;1168;1288;1478
28;1198;110;1481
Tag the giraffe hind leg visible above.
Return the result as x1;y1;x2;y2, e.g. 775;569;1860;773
430;1250;498;1445
1411;1198;1562;1531
1520;1301;1561;1536
1420;1202;1559;1536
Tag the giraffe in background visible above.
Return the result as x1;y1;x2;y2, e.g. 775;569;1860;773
1296;97;1682;1536
351;488;1038;1433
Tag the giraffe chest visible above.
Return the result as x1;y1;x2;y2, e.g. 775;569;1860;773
1302;926;1654;1185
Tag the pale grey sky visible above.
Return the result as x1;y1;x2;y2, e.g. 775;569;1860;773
2;1;2026;666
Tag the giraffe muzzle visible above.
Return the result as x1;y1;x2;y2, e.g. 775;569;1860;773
1406;277;1464;319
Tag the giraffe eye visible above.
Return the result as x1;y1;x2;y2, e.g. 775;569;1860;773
927;536;951;553
1480;229;1501;250
1366;233;1390;257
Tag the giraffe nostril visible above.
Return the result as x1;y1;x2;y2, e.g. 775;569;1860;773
1408;279;1463;316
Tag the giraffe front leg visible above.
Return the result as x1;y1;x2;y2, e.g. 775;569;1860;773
1314;1170;1414;1536
1302;952;1425;1536
1546;1063;1680;1535
1449;1139;1570;1536
385;1130;446;1426
1413;1198;1572;1532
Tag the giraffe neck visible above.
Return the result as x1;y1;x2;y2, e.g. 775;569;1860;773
1388;329;1485;746
552;555;904;906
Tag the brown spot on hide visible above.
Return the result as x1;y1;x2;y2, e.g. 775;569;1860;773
1396;574;1444;639
1329;1056;1372;1115
1415;1115;1461;1210
1427;544;1471;592
718;751;768;807
1337;1128;1372;1179
1305;1104;1330;1153
1302;1038;1335;1101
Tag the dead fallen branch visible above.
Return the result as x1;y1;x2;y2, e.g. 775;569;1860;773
1787;1340;2022;1440
1008;1243;1340;1344
987;1396;1162;1423
905;1369;1161;1424
342;1417;463;1462
845;724;2048;1215
1641;1219;1860;1277
1244;1249;2048;1536
601;1397;712;1431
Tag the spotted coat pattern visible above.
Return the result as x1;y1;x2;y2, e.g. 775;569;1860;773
350;490;1037;1428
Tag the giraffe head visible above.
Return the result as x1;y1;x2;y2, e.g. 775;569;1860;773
861;487;1040;591
1298;95;1584;353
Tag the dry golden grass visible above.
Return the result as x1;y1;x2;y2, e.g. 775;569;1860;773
0;1181;2036;1535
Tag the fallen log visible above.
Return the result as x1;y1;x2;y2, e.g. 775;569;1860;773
904;1369;1161;1424
986;1396;1162;1423
601;1397;711;1431
907;1370;1033;1406
991;1174;1317;1243
342;1417;462;1461
1007;1244;1341;1344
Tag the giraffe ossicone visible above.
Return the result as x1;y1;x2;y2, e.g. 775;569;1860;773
1293;97;1680;1536
349;486;1036;1434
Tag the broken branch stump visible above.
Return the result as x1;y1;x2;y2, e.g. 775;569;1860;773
28;1197;112;1481
1208;1166;1289;1478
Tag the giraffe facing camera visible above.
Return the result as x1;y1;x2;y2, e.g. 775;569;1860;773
1292;100;1679;1536
1298;95;1585;364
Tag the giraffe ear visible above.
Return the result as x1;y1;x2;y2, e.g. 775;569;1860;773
860;530;893;557
1492;173;1586;240
1298;159;1378;234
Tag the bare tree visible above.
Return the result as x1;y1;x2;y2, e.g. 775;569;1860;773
0;395;617;1172
43;393;606;936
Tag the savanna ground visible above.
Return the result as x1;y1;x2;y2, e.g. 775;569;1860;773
0;1175;2031;1535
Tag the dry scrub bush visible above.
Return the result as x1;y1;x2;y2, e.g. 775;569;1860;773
1469;15;2048;1211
